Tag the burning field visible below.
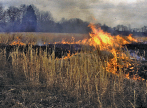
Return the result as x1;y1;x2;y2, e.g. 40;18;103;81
1;24;147;107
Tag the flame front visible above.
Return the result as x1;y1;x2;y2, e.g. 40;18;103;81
88;24;115;48
10;37;26;45
86;23;144;81
9;26;144;81
58;23;143;81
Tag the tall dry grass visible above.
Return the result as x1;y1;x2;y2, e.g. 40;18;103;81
1;33;147;107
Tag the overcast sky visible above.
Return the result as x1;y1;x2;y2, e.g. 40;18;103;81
1;0;147;28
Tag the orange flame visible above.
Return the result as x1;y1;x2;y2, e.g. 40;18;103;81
9;27;144;81
58;23;143;81
54;37;87;45
127;34;138;42
52;23;143;81
86;23;144;81
10;37;26;46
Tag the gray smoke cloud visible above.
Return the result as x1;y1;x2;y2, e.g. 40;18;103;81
0;0;147;28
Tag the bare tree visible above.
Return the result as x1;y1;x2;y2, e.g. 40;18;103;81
0;4;4;21
37;11;55;32
6;6;21;22
21;5;37;32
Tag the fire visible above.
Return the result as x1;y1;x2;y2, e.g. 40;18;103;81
10;37;26;46
52;23;144;81
55;37;87;45
8;25;144;81
56;23;143;81
88;24;115;48
127;34;138;42
85;23;144;81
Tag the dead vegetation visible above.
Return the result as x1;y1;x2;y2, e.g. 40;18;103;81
0;33;147;108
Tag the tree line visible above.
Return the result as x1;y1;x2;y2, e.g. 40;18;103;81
0;4;147;36
0;4;90;33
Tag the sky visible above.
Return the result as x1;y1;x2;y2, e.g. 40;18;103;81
0;0;147;28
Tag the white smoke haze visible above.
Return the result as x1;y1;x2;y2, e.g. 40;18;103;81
0;0;147;28
129;50;145;61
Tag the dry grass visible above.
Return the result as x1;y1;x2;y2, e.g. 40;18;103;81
1;33;147;108
0;32;89;45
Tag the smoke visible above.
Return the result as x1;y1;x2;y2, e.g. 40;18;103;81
1;0;147;30
129;50;145;60
49;0;94;22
